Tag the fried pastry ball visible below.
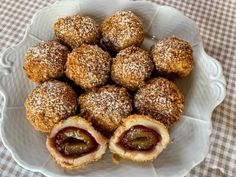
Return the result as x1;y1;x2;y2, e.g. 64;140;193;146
101;10;144;51
54;15;101;48
111;46;154;91
25;80;78;132
65;44;111;90
134;77;184;127
150;36;193;77
79;85;133;136
46;116;107;169
109;115;170;162
23;41;69;83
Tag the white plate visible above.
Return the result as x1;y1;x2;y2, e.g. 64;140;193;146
0;0;226;177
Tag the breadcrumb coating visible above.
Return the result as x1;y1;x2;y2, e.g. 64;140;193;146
134;77;184;127
25;80;78;132
65;44;111;90
54;15;101;48
23;41;69;83
151;36;193;77
111;46;154;91
79;85;133;135
101;10;144;51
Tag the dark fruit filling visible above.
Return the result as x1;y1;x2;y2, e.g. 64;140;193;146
118;125;161;151
54;127;98;158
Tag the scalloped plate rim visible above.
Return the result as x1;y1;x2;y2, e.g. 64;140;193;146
0;0;226;177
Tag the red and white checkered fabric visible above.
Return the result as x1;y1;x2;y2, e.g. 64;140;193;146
0;0;235;176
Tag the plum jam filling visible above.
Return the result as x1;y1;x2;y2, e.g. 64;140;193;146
118;125;162;151
54;127;98;158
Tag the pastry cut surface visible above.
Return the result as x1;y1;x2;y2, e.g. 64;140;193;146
109;115;170;162
18;7;202;172
46;116;108;169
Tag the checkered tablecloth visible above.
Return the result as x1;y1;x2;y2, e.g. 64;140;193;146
0;0;235;176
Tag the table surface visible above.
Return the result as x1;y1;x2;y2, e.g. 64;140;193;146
0;0;235;176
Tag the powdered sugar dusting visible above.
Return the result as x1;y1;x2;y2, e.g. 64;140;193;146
54;15;100;48
111;46;154;90
65;45;111;89
151;36;193;77
26;80;77;117
25;41;69;68
79;85;132;125
134;77;184;127
101;10;144;51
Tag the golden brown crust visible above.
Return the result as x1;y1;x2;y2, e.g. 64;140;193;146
51;155;101;170
151;36;193;77
54;15;101;48
23;41;69;83
24;80;78;132
46;116;108;170
134;77;184;127
65;44;111;90
101;10;144;51
111;46;154;91
78;85;133;135
109;114;170;162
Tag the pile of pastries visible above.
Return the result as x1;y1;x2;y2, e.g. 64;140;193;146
23;10;193;170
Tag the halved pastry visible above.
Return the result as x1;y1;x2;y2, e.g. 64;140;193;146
109;115;170;162
46;116;108;169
